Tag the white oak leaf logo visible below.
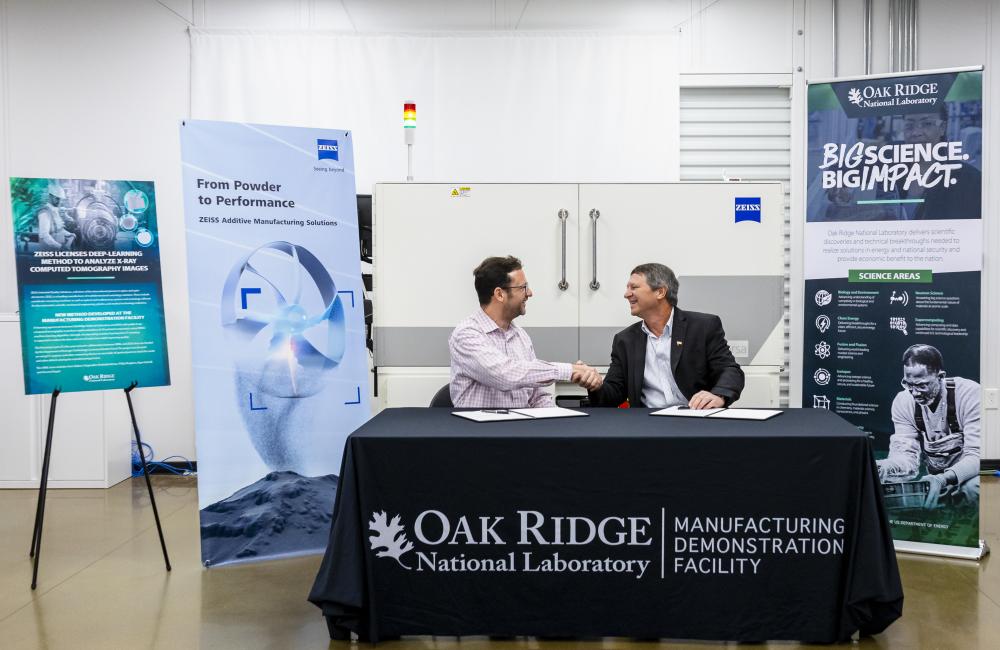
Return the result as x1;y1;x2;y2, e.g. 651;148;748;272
368;511;414;568
848;88;863;106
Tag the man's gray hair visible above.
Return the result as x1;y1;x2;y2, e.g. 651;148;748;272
631;263;679;306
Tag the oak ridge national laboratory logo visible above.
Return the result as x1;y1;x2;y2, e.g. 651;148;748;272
368;511;414;568
843;81;940;109
368;508;657;579
365;507;847;580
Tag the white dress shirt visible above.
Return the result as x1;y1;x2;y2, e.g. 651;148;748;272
640;311;687;408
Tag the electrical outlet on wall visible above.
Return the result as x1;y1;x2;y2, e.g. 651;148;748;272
984;388;999;410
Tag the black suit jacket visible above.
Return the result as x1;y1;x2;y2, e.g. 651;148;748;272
588;307;745;407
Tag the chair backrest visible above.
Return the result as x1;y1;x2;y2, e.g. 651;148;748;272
429;384;453;408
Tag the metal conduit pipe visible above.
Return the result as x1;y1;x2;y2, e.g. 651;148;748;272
833;0;838;77
904;0;911;70
890;0;919;72
863;0;872;75
889;0;896;72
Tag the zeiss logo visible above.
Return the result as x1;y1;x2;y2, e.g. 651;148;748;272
734;197;762;223
317;139;339;161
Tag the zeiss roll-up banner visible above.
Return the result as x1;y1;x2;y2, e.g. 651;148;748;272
804;68;985;559
10;177;170;394
180;120;370;566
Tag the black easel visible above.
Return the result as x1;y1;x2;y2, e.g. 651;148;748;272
28;387;61;590
29;381;171;590
125;381;172;573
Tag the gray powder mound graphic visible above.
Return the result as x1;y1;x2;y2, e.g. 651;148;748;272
200;471;338;566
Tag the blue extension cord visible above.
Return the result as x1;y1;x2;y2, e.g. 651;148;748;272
131;440;195;477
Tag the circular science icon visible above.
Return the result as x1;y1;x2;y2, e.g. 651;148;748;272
815;290;833;307
816;314;831;333
120;214;138;231
813;368;831;386
76;205;119;249
134;228;154;248
123;189;149;214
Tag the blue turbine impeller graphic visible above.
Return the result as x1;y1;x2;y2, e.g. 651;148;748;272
221;241;346;471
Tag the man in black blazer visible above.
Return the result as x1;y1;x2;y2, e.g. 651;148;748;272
588;263;744;409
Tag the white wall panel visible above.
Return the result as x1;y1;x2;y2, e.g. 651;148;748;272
678;0;794;73
916;0;988;72
0;0;194;480
0;319;35;483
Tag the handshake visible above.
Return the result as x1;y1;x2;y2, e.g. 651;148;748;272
570;360;603;391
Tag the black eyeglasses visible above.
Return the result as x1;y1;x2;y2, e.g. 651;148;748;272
504;283;529;293
900;379;935;391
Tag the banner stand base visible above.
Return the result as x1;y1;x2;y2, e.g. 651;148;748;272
894;539;990;561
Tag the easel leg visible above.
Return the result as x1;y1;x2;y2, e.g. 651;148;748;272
30;388;60;590
125;382;171;571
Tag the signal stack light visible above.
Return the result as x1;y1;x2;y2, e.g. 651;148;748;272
404;102;416;182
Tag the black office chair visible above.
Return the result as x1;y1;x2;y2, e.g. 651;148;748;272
429;384;453;407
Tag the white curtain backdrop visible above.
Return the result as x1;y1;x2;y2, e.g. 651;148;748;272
191;30;679;194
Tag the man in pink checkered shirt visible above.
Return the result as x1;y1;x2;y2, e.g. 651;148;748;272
449;256;602;408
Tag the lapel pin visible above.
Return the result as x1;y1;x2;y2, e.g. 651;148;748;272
676;341;683;347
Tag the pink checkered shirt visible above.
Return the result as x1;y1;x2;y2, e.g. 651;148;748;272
449;309;572;408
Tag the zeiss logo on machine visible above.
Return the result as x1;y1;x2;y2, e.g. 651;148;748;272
734;197;762;223
317;139;339;161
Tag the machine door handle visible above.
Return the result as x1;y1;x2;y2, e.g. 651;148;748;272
589;209;600;290
557;209;569;291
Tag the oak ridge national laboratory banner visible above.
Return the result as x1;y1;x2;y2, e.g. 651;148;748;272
804;68;983;551
180;120;370;566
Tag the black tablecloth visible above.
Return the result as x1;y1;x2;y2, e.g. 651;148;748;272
309;408;902;643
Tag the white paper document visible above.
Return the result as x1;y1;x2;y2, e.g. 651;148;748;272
709;408;782;420
452;406;588;422
651;406;781;421
452;410;533;422
651;406;725;417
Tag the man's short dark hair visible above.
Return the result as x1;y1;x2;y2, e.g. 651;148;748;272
631;263;679;306
474;256;522;306
902;344;944;374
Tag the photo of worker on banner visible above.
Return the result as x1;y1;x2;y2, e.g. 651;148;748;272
878;343;980;547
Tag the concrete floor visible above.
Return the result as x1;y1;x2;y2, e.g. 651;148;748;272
0;475;998;650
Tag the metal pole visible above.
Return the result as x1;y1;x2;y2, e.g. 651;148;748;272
832;0;838;77
864;0;872;75
889;0;896;72
904;0;911;71
406;144;413;182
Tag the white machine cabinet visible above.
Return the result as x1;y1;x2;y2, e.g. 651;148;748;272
374;182;784;409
